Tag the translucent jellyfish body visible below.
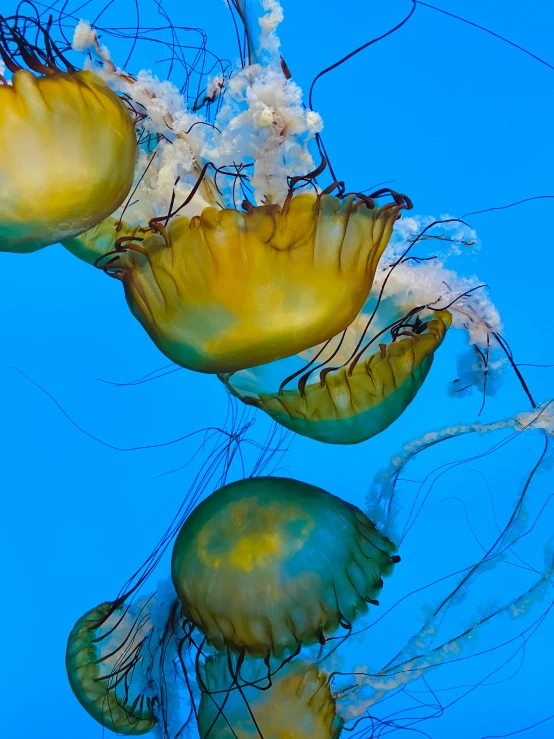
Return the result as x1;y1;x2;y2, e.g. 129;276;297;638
66;602;157;734
109;194;408;373
221;292;451;444
171;476;397;657
198;654;343;738
0;23;137;253
62;217;142;266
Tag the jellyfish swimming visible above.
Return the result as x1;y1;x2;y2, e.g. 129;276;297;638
197;654;344;739
66;16;412;374
66;601;159;734
66;581;185;735
171;476;398;657
0;16;137;254
221;303;451;445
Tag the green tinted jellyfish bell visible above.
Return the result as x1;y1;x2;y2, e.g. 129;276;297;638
218;217;506;445
198;654;344;738
66;602;157;735
94;191;411;374
67;15;413;375
66;582;184;735
171;476;398;658
221;294;451;445
0;16;137;253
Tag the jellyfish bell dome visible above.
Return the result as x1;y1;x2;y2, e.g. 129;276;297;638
198;654;344;739
65;602;158;735
0;19;137;254
171;476;397;657
113;192;409;374
59;14;412;375
66;580;187;736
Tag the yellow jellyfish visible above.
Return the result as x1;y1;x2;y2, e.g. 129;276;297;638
198;655;344;739
220;290;451;444
101;193;409;374
66;602;157;735
171;477;397;657
0;20;137;253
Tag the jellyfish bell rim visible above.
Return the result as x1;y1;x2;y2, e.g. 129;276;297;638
0;15;137;254
65;601;157;736
113;190;411;374
220;309;452;444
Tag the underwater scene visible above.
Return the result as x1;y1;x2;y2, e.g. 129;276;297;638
1;1;554;737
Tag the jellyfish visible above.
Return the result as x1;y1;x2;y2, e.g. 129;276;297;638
221;306;451;445
66;601;158;734
102;194;408;374
0;15;137;254
67;16;412;374
66;580;186;735
171;476;398;658
197;654;344;738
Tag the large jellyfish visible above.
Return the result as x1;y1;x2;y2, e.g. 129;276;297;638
197;654;343;739
66;16;412;374
111;194;409;374
171;476;398;657
0;16;137;253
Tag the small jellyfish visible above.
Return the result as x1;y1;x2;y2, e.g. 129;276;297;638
71;11;413;375
171;476;397;657
101;193;410;374
66;580;187;736
221;302;451;445
198;654;343;738
0;16;136;253
66;601;157;735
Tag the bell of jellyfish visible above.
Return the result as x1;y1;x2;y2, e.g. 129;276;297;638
171;476;398;657
66;581;185;735
69;14;412;374
103;193;409;374
197;653;344;738
66;601;158;734
221;304;451;445
0;16;137;254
